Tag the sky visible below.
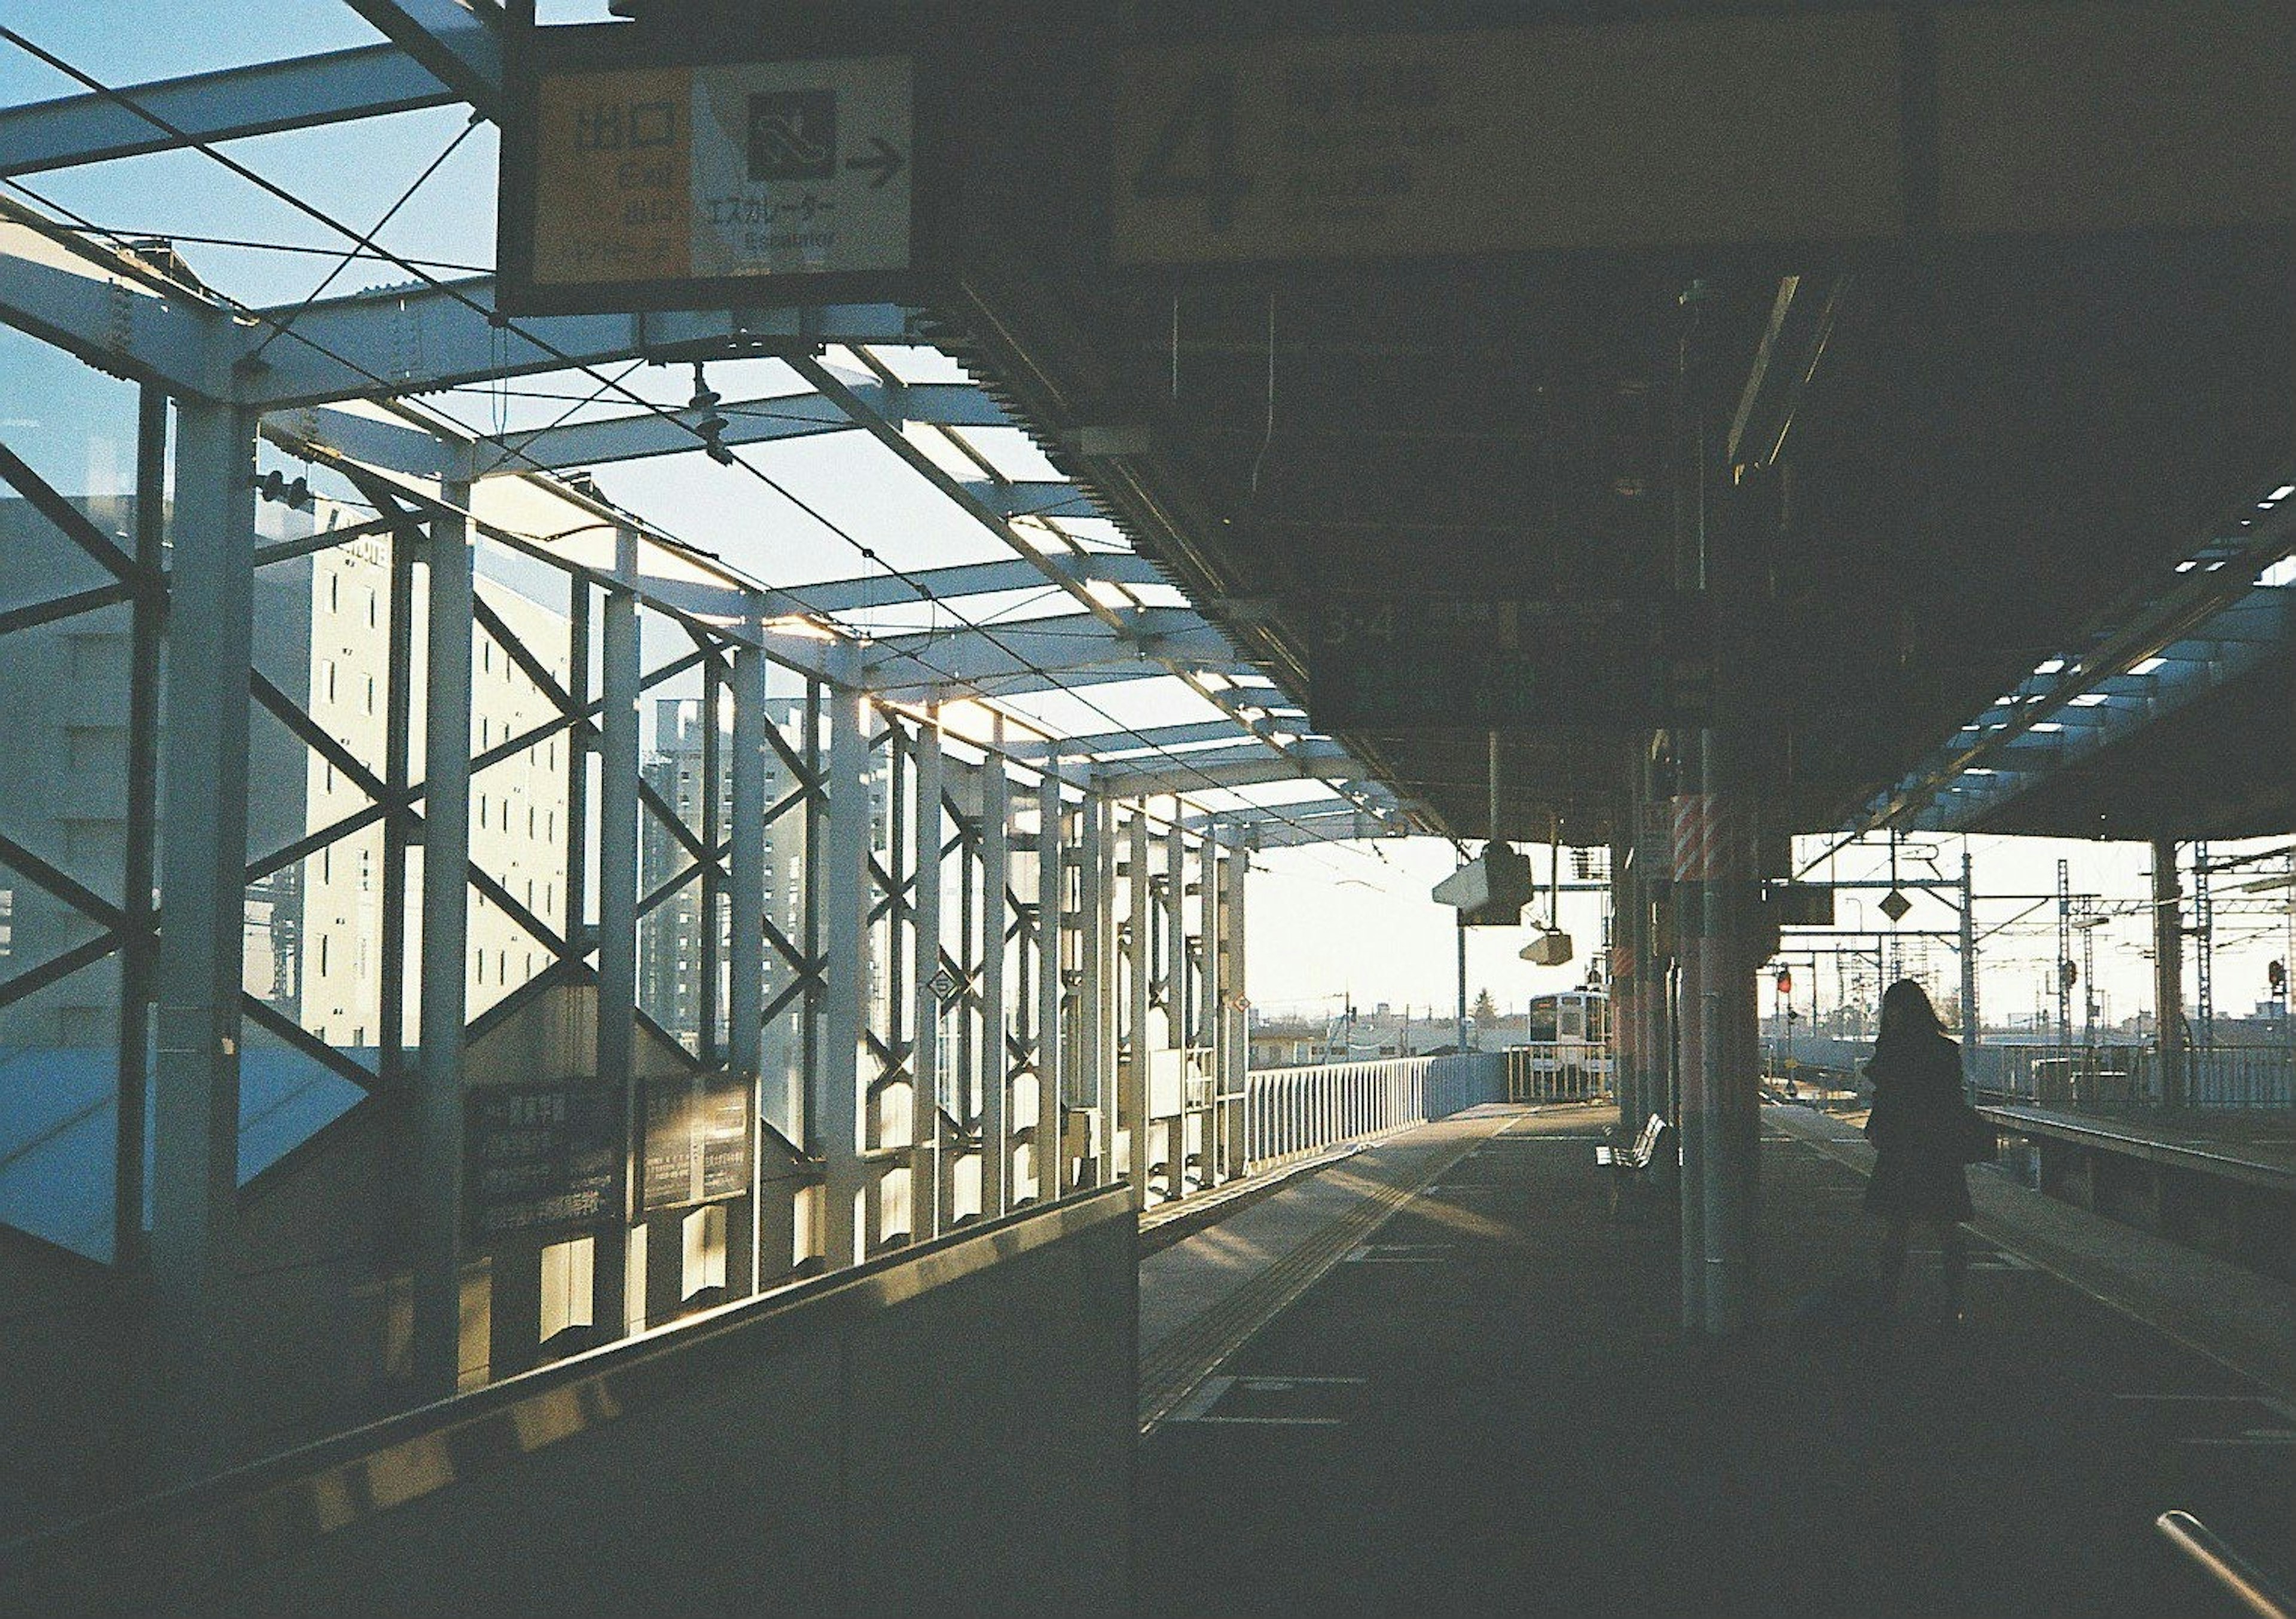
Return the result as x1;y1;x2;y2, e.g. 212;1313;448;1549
5;7;2291;1042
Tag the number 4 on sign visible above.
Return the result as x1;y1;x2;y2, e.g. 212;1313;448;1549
1134;71;1251;231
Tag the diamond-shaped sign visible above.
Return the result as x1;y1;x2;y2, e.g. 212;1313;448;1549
927;967;961;1005
1878;888;1912;923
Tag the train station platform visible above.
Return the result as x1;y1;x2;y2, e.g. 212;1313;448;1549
1137;1102;2295;1617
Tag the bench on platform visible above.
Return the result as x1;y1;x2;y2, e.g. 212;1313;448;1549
1597;1113;1677;1217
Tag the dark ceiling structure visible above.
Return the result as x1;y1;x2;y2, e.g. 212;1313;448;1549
613;0;2296;848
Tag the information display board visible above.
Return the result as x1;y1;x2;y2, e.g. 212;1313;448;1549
464;1079;625;1242
1306;596;1709;734
639;1071;755;1212
1113;14;1903;268
502;33;914;313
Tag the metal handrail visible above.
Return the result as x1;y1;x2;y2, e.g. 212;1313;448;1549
2155;1511;2295;1618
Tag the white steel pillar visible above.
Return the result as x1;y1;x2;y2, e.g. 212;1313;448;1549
817;658;871;1266
1164;811;1189;1197
909;711;944;1239
729;604;770;1291
1198;825;1222;1188
150;398;257;1482
979;751;1012;1217
1077;783;1113;1186
1126;806;1153;1208
1224;844;1250;1170
1035;756;1065;1201
595;526;643;1337
412;468;475;1397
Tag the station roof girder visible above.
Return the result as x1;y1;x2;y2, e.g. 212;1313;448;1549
0;44;460;175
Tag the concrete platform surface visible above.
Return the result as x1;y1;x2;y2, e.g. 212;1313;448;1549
1137;1102;2296;1617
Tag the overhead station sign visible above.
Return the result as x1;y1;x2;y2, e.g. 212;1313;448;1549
1112;4;2293;267
502;44;912;313
1112;14;1903;268
1306;596;1709;735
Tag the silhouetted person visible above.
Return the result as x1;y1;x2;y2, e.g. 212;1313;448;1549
1863;979;1978;1322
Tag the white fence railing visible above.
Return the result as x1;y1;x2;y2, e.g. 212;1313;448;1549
1967;1043;2295;1110
1244;1053;1504;1169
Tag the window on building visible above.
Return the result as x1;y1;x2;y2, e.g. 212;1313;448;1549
324;660;336;702
474;949;484;984
327;573;338;614
318;936;329;976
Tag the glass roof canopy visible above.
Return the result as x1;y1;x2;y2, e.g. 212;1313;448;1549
0;2;1403;851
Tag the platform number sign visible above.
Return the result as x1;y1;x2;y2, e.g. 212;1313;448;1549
1131;71;1250;233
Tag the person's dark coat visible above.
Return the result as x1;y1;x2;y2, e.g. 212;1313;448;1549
1861;1029;1976;1222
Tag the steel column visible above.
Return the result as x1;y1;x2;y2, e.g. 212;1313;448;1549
1077;784;1112;1186
979;752;1011;1217
728;606;768;1290
1164;812;1188;1198
149;396;257;1482
1959;851;1980;1062
112;386;166;1269
1036;758;1064;1201
1198;826;1222;1187
1125;807;1152;1208
411;471;476;1396
909;713;944;1238
2154;839;2186;1108
817;661;870;1265
594;526;643;1336
1224;844;1249;1172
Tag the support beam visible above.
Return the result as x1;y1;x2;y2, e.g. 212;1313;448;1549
0;45;456;175
1199;830;1223;1186
237;279;917;409
1222;846;1249;1171
728;603;770;1290
594;526;643;1337
1036;758;1065;1200
1125;807;1152;1210
817;661;871;1267
909;713;944;1240
149;398;257;1484
1077;786;1112;1187
2154;840;2187;1108
769;553;1162;619
0;200;224;396
1091;743;1352;797
956;479;1092;520
472;391;859;476
978;751;1012;1218
341;0;504;115
1021;718;1272;760
856;608;1231;693
411;471;475;1398
1164;811;1189;1199
467;381;1013;476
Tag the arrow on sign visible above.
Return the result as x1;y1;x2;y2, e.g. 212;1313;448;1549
845;135;905;189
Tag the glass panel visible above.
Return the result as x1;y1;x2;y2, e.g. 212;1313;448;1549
0;952;121;1261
